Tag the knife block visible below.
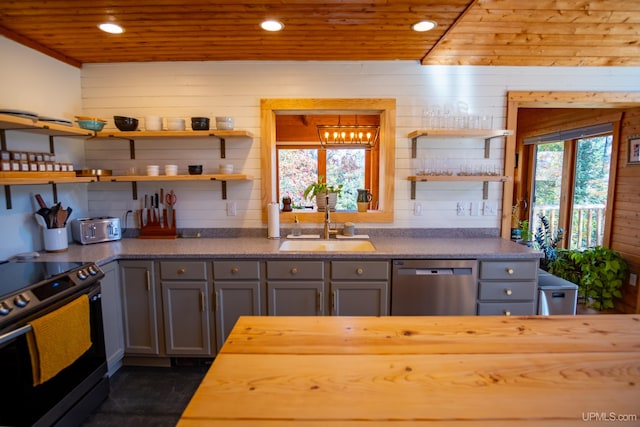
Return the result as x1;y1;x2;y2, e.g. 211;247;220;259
138;208;177;239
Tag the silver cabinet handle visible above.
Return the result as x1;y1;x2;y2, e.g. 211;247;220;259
505;289;513;296
356;268;364;275
145;270;151;291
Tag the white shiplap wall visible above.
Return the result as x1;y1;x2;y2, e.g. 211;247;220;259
0;37;85;259
81;62;640;230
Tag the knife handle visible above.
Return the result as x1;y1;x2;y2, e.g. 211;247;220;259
35;194;47;209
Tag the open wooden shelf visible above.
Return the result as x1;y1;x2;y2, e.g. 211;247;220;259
104;174;253;200
105;173;252;182
407;129;512;140
0;113;93;137
407;128;512;159
0;171;96;209
93;129;254;159
407;175;511;200
95;129;253;139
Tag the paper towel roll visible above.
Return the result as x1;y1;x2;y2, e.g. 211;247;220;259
267;202;280;239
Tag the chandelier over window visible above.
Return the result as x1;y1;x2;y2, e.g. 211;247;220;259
317;116;380;149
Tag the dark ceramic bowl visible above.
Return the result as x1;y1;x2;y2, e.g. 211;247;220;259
191;117;210;131
188;165;203;175
114;116;139;131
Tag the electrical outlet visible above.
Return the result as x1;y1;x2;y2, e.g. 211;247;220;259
630;273;638;287
413;202;422;216
483;201;497;216
470;201;479;216
226;201;237;216
456;202;466;216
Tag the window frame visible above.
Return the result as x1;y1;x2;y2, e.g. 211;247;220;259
261;98;395;224
276;145;375;211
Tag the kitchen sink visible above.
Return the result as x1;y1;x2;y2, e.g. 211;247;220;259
279;239;376;252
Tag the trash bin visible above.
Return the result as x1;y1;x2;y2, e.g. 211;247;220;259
537;269;578;315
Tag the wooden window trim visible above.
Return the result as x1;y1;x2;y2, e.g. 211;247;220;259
261;98;395;223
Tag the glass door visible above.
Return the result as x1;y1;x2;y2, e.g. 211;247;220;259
531;141;565;239
530;134;612;250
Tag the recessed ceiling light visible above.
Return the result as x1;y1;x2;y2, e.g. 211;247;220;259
412;20;437;32
260;20;284;32
98;23;124;34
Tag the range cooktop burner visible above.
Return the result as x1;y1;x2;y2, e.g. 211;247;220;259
0;260;103;330
0;261;84;298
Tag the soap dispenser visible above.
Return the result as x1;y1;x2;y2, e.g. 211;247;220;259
292;215;302;236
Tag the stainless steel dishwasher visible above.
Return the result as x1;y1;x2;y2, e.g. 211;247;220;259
391;260;478;315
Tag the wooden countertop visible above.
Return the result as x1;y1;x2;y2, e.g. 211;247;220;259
178;315;640;426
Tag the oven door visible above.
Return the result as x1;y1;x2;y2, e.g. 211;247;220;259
0;284;109;427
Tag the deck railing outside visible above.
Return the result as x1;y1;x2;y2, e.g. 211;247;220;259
532;204;606;250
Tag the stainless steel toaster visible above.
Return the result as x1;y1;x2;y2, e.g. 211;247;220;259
71;217;121;244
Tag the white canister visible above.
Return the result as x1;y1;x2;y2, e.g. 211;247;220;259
145;116;162;131
43;227;68;252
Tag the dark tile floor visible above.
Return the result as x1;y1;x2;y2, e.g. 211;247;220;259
81;364;210;427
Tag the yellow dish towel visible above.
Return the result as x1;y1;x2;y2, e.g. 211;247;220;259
27;294;92;386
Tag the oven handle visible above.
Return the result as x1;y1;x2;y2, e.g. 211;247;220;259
0;284;101;346
0;324;32;345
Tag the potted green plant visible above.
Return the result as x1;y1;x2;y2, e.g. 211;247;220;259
534;213;563;270
549;246;627;311
518;219;532;246
303;175;343;212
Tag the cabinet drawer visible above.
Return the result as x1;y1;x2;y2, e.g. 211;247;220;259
160;261;208;280
478;281;537;301
331;261;389;280
479;260;538;280
267;261;324;280
214;261;261;280
477;302;536;316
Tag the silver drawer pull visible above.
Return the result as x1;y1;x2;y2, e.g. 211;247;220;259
506;268;514;275
356;268;364;275
504;310;511;316
290;267;298;275
505;289;513;296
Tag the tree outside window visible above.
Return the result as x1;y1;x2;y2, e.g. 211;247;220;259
278;148;366;211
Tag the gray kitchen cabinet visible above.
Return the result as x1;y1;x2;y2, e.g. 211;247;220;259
266;261;325;315
213;260;263;351
477;259;538;316
119;260;160;355
99;261;124;376
160;261;213;356
330;261;390;316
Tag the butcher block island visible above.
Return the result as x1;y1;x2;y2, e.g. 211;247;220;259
178;315;640;426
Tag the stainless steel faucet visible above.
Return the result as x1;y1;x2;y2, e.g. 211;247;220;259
323;190;337;239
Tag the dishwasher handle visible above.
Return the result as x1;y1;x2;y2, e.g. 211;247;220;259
397;268;473;276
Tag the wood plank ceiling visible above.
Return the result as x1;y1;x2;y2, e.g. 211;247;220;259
0;0;638;68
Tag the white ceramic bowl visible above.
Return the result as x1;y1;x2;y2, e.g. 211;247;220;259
219;164;234;174
166;118;185;131
164;164;178;176
146;165;160;176
145;116;162;131
215;116;234;130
